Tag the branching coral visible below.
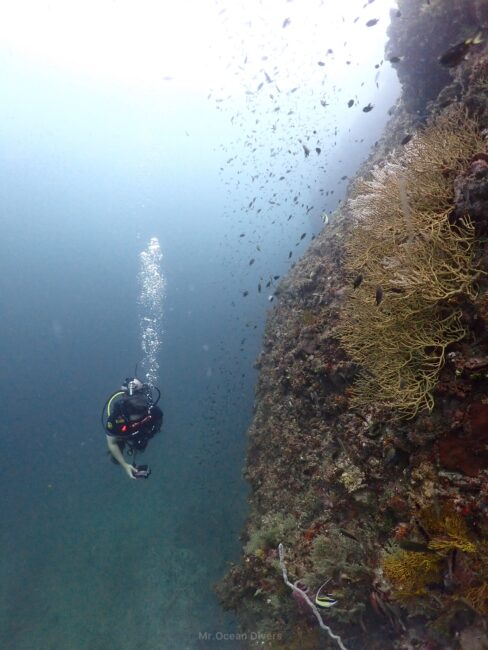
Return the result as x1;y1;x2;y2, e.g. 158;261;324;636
421;504;477;554
461;582;488;614
382;503;487;617
382;549;442;600
339;108;484;417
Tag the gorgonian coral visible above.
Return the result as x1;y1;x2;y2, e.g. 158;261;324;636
339;107;484;417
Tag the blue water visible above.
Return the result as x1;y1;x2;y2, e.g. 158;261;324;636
0;2;400;648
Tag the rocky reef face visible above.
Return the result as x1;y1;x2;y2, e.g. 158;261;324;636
386;0;488;115
217;2;488;649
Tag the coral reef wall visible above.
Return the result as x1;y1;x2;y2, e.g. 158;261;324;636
217;2;488;649
386;0;488;114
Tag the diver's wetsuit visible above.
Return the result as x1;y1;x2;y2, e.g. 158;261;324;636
105;391;163;457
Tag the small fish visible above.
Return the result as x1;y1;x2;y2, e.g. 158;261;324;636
341;175;348;180
396;10;401;17
425;582;449;592
239;233;245;237
375;286;383;305
398;540;434;553
401;134;413;145
302;144;310;157
258;283;262;293
300;233;307;240
318;61;325;66
439;32;483;67
321;212;329;225
363;103;374;112
414;518;431;542
316;594;337;609
388;56;403;64
366;18;379;27
315;581;338;609
339;528;359;542
249;258;255;266
353;274;363;289
282;17;291;28
268;295;274;302
288;251;292;258
273;275;280;280
320;100;328;107
242;290;249;297
347;99;354;107
316;147;321;154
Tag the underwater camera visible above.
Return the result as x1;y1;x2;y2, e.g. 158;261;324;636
133;464;151;479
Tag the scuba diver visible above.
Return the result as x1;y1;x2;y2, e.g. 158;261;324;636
102;375;163;480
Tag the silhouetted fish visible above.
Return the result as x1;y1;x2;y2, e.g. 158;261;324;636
375;286;383;305
353;274;363;289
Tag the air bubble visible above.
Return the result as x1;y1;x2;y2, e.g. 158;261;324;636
138;237;165;387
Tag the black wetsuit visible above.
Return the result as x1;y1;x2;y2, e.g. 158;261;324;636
106;392;163;455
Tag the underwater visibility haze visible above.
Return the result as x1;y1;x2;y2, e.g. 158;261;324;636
0;1;400;648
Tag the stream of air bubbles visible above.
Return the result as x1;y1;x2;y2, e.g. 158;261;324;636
138;237;165;387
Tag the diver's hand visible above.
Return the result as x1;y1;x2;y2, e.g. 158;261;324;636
124;463;137;480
